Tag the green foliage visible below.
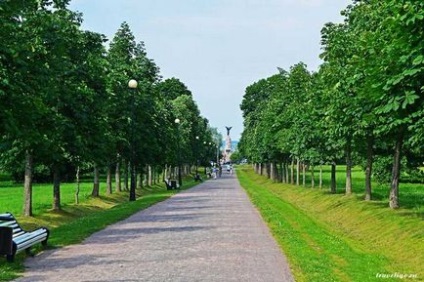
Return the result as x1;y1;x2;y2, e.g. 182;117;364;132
372;156;393;184
157;77;192;100
239;0;424;208
229;150;242;163
0;1;214;214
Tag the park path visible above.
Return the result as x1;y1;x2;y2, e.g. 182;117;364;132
15;171;294;282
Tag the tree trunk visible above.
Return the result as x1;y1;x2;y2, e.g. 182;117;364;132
389;132;404;209
124;161;129;191
365;134;374;201
164;165;168;181
75;166;81;205
296;158;300;186
157;168;161;184
286;161;289;184
92;164;100;197
269;163;273;180
106;165;112;194
138;169;143;189
319;164;323;188
266;163;271;179
291;159;294;184
23;150;33;216
148;165;152;186
271;163;276;181
330;162;336;194
52;164;61;210
345;139;353;195
75;166;80;205
311;165;315;188
302;161;306;187
129;162;136;201
115;160;121;192
154;167;158;184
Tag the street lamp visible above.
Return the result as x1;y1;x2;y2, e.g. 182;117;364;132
128;79;138;201
216;139;221;165
203;141;207;174
195;136;199;172
208;142;212;164
175;118;182;187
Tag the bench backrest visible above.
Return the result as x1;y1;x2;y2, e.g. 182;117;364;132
0;213;25;238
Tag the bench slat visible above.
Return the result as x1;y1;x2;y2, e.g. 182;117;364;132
13;229;48;244
15;233;49;252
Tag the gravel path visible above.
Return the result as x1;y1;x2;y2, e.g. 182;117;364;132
15;172;294;282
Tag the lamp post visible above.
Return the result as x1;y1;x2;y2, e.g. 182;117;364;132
216;139;220;166
128;79;138;201
208;142;213;165
203;141;207;174
195;136;199;172
175;118;182;187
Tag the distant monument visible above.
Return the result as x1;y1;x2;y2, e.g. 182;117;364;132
224;126;232;162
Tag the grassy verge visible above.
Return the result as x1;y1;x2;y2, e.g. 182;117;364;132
237;166;423;282
310;165;424;215
0;176;199;281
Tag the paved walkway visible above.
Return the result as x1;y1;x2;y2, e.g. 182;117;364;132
15;172;294;282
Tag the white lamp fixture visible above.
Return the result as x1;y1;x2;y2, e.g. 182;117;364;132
128;79;138;89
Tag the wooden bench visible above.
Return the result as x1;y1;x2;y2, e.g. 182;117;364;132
0;212;49;262
164;179;178;190
193;173;203;182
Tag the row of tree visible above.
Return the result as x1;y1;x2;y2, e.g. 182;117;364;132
238;0;424;208
0;0;220;216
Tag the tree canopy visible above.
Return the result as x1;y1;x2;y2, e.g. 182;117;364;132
0;0;218;214
239;0;424;208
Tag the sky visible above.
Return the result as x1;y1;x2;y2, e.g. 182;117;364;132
69;0;351;141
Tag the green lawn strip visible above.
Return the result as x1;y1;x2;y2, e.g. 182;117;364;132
274;187;424;277
237;168;423;282
303;165;424;214
0;181;101;217
239;172;386;282
0;177;199;281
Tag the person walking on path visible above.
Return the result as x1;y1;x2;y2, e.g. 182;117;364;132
212;166;217;179
15;173;294;282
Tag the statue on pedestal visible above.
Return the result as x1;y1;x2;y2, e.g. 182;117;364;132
225;126;232;136
224;126;232;162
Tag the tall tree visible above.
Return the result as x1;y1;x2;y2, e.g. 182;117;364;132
320;21;361;195
346;0;424;208
0;0;90;212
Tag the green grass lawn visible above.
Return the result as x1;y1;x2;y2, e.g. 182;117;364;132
0;173;199;281
317;165;424;213
237;165;423;282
